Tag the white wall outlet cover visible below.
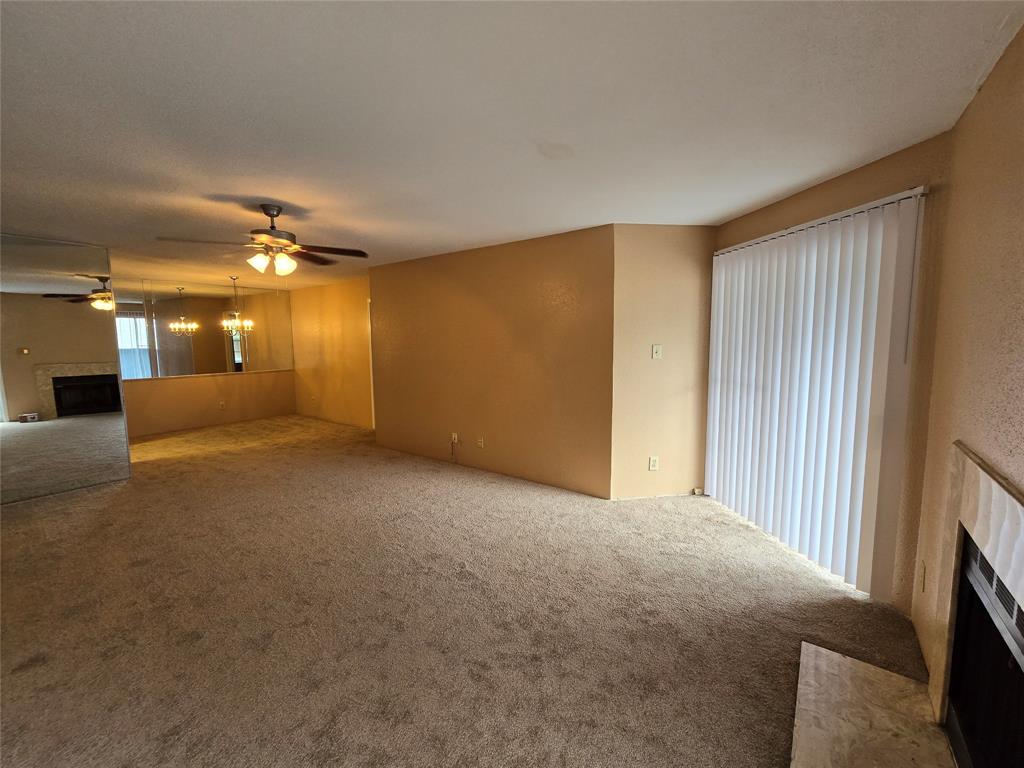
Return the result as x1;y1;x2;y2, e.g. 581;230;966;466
651;344;663;359
648;456;659;471
476;437;484;448
451;432;459;443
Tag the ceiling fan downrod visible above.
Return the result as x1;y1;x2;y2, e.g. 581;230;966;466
259;203;283;230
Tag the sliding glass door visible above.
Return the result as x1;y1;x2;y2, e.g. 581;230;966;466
705;191;922;592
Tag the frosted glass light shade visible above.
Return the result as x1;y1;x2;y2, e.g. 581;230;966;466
274;253;298;276
247;252;271;273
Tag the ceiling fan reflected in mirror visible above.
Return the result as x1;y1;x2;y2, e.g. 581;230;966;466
157;203;369;277
41;274;114;311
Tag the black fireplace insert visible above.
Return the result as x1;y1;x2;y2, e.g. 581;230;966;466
946;533;1024;768
51;374;122;417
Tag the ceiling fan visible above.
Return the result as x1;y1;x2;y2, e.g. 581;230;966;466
158;203;368;276
42;274;114;311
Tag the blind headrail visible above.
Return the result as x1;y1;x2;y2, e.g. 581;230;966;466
715;185;927;257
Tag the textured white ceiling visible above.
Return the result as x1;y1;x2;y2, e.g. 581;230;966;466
2;1;1022;289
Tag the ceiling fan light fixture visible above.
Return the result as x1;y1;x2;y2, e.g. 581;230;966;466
250;228;297;248
159;203;366;274
90;297;114;311
274;253;298;276
246;252;271;274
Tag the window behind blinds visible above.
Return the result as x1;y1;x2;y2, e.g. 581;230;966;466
705;190;923;591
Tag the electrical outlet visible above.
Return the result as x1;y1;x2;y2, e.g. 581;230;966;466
451;432;459;444
648;456;659;471
692;487;704;496
476;437;484;448
651;344;663;360
218;400;226;410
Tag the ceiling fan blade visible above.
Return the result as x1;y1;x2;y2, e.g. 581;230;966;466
74;273;110;281
298;244;368;259
293;250;337;266
156;236;247;246
42;293;89;298
65;297;94;303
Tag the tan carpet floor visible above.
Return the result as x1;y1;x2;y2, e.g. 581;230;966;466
1;412;130;504
1;415;925;767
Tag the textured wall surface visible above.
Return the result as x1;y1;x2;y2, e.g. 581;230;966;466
914;30;1024;713
242;291;295;373
611;224;715;498
370;226;615;498
123;370;296;439
290;277;375;430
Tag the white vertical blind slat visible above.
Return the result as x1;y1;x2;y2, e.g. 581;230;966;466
749;247;769;527
765;244;785;539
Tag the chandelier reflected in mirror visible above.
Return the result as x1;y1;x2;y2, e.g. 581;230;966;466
168;287;200;336
221;276;254;337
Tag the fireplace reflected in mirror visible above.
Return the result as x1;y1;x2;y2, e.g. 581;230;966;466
0;233;130;503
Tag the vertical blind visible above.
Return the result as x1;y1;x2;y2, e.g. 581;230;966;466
705;191;923;589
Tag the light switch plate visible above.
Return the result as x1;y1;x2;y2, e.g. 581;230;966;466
652;344;663;359
649;456;659;471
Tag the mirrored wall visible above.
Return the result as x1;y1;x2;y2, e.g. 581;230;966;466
0;233;131;503
111;278;293;379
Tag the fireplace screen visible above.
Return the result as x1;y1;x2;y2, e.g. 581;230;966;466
52;374;122;417
947;533;1024;767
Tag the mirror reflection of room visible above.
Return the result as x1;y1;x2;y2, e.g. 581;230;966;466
0;234;131;503
112;277;293;379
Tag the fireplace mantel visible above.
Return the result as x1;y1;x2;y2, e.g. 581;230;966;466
949;441;1024;606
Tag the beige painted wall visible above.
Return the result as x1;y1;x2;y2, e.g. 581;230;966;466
122;369;296;439
1;293;119;418
611;225;715;498
370;226;615;498
243;291;294;372
914;31;1024;712
717;133;953;613
290;277;375;430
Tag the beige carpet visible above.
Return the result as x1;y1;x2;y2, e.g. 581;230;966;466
1;412;130;504
1;416;925;767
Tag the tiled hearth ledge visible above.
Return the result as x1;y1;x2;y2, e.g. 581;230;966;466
33;362;119;420
790;442;1024;766
789;643;954;767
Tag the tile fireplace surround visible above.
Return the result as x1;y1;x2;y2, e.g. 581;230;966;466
930;440;1024;716
32;362;119;420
